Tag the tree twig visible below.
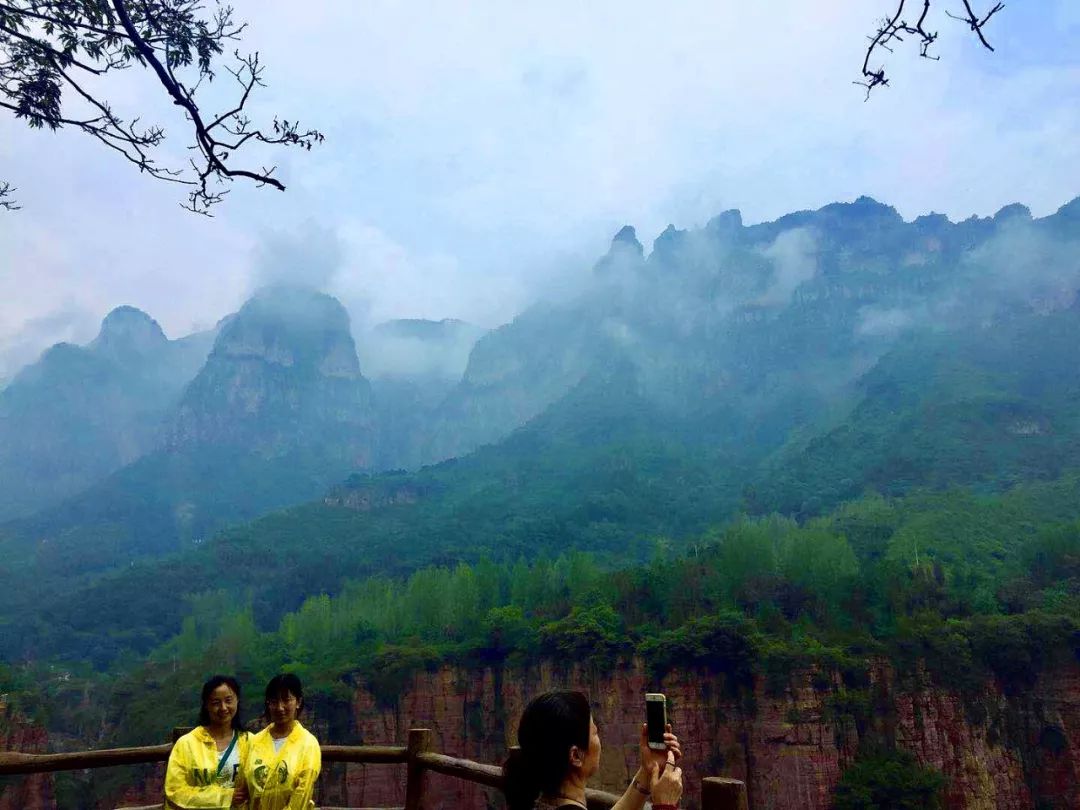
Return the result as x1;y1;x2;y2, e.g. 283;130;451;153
0;0;323;213
859;0;1004;97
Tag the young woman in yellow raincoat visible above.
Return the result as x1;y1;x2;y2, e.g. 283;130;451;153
165;675;251;809
242;673;321;810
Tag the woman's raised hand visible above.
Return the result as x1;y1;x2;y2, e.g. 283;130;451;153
651;748;683;807
638;723;683;805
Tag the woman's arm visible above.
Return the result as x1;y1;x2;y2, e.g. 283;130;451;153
164;738;235;810
286;736;322;810
612;724;684;810
611;766;652;810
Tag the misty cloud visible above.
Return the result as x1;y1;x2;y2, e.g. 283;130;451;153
252;221;345;291
357;320;487;380
4;0;1080;377
965;218;1080;310
757;228;818;306
0;307;100;381
856;305;920;337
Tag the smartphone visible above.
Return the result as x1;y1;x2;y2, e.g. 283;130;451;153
645;692;667;751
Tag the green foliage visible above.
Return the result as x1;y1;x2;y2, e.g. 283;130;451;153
540;603;625;662
365;644;444;709
7;472;1080;810
964;612;1080;694
752;307;1080;519
833;749;945;810
638;614;759;694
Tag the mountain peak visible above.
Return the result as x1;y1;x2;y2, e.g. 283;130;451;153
821;196;901;221
168;283;372;458
214;286;360;378
612;225;643;252
1052;196;1080;224
993;203;1032;222
594;225;644;274
706;209;744;235
652;223;686;256
90;306;167;360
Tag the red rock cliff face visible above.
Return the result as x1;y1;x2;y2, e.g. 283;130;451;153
310;659;1080;810
5;661;1079;809
0;708;54;810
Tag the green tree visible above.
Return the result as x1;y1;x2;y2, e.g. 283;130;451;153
778;522;859;618
833;749;945;810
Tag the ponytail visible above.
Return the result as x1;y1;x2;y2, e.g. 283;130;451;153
503;746;542;810
502;691;591;810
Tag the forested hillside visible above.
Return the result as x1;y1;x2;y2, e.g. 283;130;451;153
8;475;1080;807
5;196;1080;810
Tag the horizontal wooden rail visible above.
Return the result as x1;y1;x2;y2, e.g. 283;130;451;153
323;744;408;764
414;751;502;788
414;751;621;808
4;727;746;810
0;744;172;774
0;742;407;775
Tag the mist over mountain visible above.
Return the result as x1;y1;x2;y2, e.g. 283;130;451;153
16;296;1080;667
419;196;1080;469
361;318;487;469
0;288;381;590
360;318;487;381
6;194;1080;670
168;286;374;460
0;306;215;520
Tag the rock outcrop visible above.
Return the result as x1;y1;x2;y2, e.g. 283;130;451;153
0;707;53;810
310;660;1080;810
168;286;373;462
5;660;1078;809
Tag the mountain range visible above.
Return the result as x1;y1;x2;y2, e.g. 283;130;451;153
4;194;1080;664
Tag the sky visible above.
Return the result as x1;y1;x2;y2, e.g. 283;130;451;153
2;0;1080;378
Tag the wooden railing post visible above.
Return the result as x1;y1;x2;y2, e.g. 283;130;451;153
171;727;192;743
404;728;433;810
702;777;748;810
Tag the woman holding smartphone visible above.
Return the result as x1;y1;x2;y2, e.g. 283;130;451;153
242;673;322;810
164;674;250;809
502;690;683;810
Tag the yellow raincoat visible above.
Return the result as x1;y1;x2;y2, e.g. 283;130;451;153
243;721;321;810
165;726;250;809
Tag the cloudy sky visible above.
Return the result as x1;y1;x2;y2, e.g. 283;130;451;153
2;0;1080;377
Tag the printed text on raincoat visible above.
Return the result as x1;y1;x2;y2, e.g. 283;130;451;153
164;726;250;810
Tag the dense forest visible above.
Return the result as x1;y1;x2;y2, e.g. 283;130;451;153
4;473;1080;806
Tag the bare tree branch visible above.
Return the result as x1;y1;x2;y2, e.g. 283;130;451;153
859;1;1004;98
0;181;19;209
946;1;1005;51
0;0;323;213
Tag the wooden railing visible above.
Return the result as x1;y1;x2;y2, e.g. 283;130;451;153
0;728;749;810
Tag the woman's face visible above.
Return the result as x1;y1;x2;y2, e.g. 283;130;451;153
205;684;238;728
582;716;602;777
267;689;300;727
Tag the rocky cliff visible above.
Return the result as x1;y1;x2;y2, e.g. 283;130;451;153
0;707;53;810
310;660;1080;810
5;659;1078;809
168;286;373;461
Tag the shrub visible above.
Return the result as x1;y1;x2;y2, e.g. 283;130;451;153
833;749;945;810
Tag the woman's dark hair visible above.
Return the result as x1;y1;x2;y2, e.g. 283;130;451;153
263;673;304;715
502;691;591;810
198;675;243;730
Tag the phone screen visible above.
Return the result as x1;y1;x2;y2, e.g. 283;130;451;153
646;697;666;746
